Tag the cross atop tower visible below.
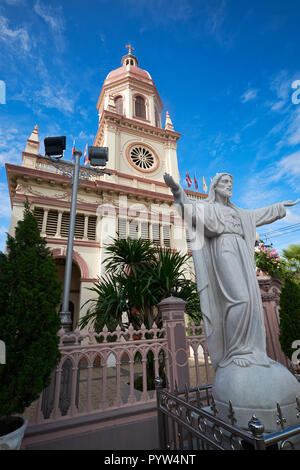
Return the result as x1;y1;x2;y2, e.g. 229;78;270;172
125;43;134;55
122;44;138;67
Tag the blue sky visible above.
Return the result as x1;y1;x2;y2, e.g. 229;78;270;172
0;0;300;253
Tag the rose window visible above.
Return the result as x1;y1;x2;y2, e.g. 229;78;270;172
129;146;155;170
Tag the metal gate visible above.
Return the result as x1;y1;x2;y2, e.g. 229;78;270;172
155;378;300;450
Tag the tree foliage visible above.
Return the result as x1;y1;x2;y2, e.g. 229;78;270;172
281;244;300;282
279;277;300;360
79;237;202;334
0;201;62;420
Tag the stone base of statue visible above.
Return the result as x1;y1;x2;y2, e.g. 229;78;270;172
212;360;300;433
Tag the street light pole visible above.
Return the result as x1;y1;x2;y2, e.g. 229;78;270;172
60;149;82;331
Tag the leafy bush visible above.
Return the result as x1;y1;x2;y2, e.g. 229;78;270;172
79;237;202;334
279;277;300;360
0;201;61;421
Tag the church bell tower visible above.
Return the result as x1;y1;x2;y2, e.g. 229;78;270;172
94;45;181;183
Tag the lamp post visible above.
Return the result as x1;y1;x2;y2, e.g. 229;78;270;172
40;139;110;416
42;138;110;332
60;149;81;332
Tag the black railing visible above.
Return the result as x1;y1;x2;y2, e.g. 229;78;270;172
155;378;300;451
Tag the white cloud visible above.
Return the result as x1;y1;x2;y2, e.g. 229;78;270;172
204;0;234;48
241;183;280;209
33;2;65;51
0;125;25;167
0;15;30;52
78;131;95;140
268;70;296;112
33;2;64;32
34;85;74;114
240;149;300;210
284;208;300;225
0;225;9;235
3;0;25;4
270;150;300;182
242;118;257;130
133;0;193;29
240;88;258;104
0;183;12;218
285;107;300;146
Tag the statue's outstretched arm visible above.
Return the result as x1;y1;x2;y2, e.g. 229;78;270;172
254;199;299;227
163;172;180;192
163;172;192;219
282;199;300;207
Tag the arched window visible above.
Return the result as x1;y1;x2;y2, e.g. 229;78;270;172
114;96;123;115
135;96;146;119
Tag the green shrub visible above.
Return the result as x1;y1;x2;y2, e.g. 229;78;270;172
279;277;300;360
0;201;62;420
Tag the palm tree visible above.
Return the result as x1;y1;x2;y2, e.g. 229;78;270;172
282;244;300;282
79;237;201;389
282;244;300;261
79;237;201;332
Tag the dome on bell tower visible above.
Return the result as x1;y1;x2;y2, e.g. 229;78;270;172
105;44;152;84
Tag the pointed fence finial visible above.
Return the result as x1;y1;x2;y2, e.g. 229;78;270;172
296;396;300;419
184;383;189;403
248;414;265;437
196;387;204;408
228;400;237;426
276;403;287;430
210;395;218;417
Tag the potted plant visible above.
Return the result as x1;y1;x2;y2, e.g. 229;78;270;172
0;201;61;449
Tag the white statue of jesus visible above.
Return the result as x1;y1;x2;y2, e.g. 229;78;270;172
164;172;299;372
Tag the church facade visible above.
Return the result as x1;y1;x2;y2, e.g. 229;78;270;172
5;48;206;328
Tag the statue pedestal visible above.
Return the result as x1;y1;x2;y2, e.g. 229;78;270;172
212;360;300;433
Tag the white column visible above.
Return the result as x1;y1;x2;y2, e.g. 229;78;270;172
164;142;180;182
127;88;133;120
41;209;49;236
98;209;117;276
149;95;156;126
55;211;63;237
103;125;117;172
7;203;24;238
83;215;89;240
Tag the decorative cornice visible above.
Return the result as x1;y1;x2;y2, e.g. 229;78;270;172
6;162;207;210
12;194;101;212
94;110;181;147
6;165;176;206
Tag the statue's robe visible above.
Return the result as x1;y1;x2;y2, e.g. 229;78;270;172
172;187;286;371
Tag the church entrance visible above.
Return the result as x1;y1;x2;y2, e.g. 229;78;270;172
55;258;81;330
